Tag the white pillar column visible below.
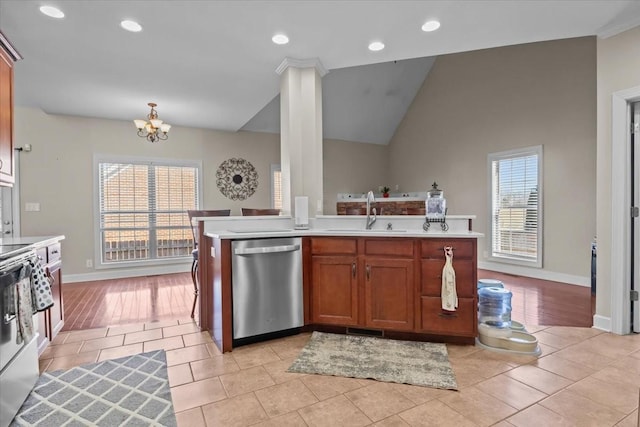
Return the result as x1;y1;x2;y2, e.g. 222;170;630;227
277;58;328;217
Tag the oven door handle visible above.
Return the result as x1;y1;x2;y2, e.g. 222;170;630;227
3;313;16;324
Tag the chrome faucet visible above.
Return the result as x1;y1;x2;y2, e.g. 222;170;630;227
366;190;377;230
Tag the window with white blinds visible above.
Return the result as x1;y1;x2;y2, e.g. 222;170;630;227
489;146;543;267
96;158;200;266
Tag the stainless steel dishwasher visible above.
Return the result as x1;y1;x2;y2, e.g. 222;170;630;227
231;237;303;340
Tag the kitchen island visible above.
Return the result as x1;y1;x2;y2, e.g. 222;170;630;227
194;215;481;353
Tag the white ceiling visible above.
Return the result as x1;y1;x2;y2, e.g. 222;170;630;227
1;0;639;144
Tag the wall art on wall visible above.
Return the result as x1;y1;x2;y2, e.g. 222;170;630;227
216;158;259;200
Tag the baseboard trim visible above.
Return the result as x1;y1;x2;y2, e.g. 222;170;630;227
63;264;191;284
592;314;611;332
478;261;590;287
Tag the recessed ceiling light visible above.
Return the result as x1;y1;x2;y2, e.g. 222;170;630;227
272;34;289;45
422;20;441;32
368;41;385;52
121;20;142;32
39;5;64;19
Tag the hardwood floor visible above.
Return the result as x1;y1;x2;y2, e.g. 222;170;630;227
61;272;195;331
60;270;594;331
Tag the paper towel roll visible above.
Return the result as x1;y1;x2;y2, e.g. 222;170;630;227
295;196;309;229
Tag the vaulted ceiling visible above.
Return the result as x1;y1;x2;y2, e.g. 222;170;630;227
1;1;639;145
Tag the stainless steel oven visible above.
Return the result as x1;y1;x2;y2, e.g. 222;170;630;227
0;250;39;427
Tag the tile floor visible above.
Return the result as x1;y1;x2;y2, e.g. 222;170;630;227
38;319;639;426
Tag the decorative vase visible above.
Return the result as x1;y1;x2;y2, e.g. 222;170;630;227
383;193;389;198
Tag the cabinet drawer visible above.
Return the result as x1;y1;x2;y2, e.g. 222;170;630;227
421;239;474;259
47;243;62;263
420;297;476;336
421;259;475;298
311;238;357;255
36;247;47;264
364;239;414;257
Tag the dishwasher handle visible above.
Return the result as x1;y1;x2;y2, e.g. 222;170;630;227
234;244;300;255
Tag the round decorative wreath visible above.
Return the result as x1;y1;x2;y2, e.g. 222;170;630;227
216;158;259;201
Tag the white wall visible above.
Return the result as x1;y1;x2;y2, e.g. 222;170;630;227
388;37;597;282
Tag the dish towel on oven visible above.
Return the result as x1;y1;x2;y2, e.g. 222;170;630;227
441;246;458;311
28;257;54;312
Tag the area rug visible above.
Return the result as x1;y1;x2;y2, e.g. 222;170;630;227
287;332;458;390
11;350;177;426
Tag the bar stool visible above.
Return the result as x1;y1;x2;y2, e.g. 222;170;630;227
187;209;231;318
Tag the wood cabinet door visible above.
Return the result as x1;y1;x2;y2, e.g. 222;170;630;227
364;258;414;330
420;296;476;336
311;256;358;326
46;261;64;339
421;259;475;298
36;310;49;355
0;46;14;185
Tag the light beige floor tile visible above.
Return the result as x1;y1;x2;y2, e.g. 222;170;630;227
543;326;604;341
251;411;308;427
445;344;483;359
123;328;163;345
567;375;639;414
345;381;415;422
182;331;213;347
201;392;268;427
40;341;83;359
64;327;109;343
143;336;185;353
98;343;143;362
492;422;516;427
611;356;640;375
231;345;281;369
190;354;240;381
38;358;52;373
79;335;124;352
591;365;640;389
569;333;640;360
537;342;561;356
505;364;573;395
267;333;311;359
438;385;518;426
398;399;477;427
167;363;193;387
523;324;548;334
449;352;516;388
539;389;626;426
532;353;596;381
546;346;612;373
476;374;547;410
372;415;410;426
507;403;576;427
166;343;211;366
50;331;69;345
170;377;227;412
45;350;100;371
107;323;145;336
301;374;365;401
255;378;319;418
175;407;206;427
533;330;585;349
163;322;200;338
262;357;306;384
145;319;179;330
391;383;453;405
219;366;276;397
615;410;638;427
299;394;371;427
206;342;222;357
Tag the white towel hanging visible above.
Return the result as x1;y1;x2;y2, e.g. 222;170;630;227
441;246;458;311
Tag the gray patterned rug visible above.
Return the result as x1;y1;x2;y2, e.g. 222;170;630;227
11;350;177;426
288;332;458;390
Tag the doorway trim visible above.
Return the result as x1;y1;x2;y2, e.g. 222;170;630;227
611;85;640;335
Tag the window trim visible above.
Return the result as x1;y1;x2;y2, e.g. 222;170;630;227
487;145;543;268
93;154;203;269
271;163;282;210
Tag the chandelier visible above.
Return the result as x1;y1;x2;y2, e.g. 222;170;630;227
133;102;171;143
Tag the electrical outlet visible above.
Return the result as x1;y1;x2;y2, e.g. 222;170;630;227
86;259;93;268
25;202;40;212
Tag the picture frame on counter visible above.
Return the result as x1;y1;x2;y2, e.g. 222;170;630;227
426;191;446;219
